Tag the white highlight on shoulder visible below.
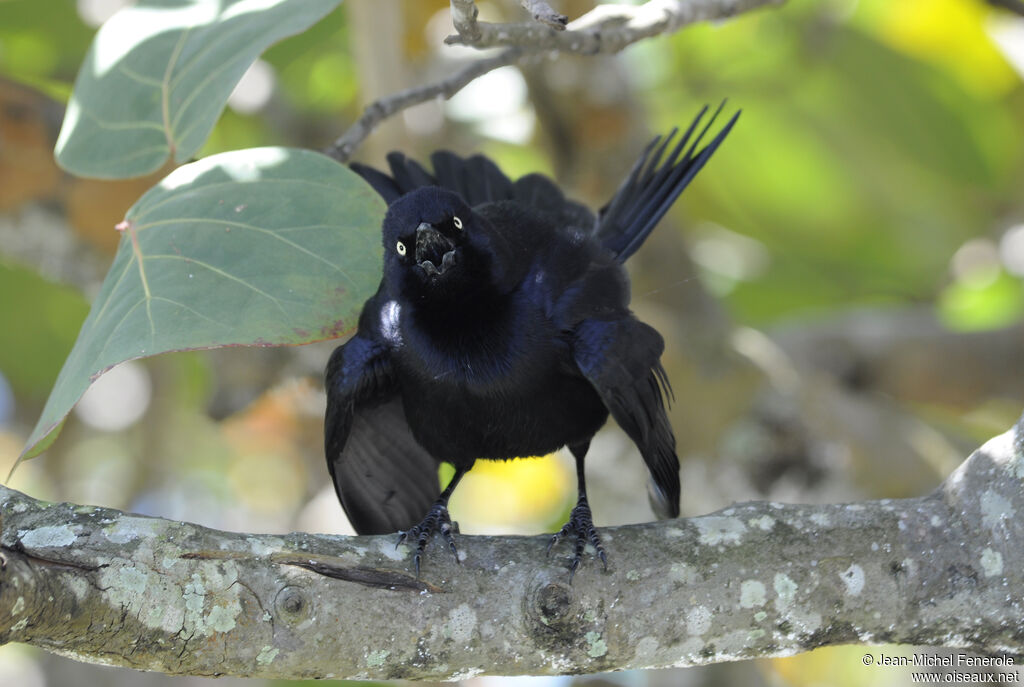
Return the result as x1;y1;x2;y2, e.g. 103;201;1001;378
380;299;402;346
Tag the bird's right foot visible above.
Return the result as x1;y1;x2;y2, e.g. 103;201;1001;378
547;497;607;581
397;501;459;576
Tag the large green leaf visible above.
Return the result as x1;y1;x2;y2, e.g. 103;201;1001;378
55;0;342;179
21;147;385;459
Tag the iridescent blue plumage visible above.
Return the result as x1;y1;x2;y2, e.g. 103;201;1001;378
326;105;738;575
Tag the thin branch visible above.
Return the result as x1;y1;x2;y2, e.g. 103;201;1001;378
446;0;784;52
325;48;523;163
1;416;1022;678
327;0;781;163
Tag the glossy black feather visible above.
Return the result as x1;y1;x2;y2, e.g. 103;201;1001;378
327;105;737;566
598;103;740;261
572;317;678;517
336;398;441;533
348;162;402;204
386;152;435;193
324;293;441;533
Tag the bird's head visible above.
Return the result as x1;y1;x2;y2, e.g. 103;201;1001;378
381;187;510;303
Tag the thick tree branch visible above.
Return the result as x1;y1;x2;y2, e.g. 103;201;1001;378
1;415;1022;678
327;0;781;163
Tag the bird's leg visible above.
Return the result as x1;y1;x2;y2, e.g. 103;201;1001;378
398;465;467;576
548;441;607;580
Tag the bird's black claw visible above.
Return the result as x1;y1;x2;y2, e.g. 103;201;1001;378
397;501;459;576
549;498;606;580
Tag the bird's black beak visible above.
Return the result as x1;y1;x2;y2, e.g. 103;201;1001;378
415;223;457;276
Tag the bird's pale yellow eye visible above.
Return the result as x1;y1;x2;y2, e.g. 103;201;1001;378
453;216;463;230
396;241;406;256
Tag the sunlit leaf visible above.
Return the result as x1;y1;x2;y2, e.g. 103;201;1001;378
21;147;385;460
55;0;342;179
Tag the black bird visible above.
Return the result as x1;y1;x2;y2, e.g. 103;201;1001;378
325;105;738;575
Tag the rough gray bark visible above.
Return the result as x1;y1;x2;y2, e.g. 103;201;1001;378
1;414;1021;679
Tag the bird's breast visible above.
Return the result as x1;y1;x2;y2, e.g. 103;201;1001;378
399;369;607;466
392;298;608;464
398;298;552;388
399;322;559;394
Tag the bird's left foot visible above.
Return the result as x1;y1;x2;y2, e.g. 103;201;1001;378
547;497;607;580
397;501;459;576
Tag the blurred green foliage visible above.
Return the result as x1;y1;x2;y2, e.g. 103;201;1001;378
0;0;91;97
642;0;1024;326
8;0;1015;339
0;263;87;400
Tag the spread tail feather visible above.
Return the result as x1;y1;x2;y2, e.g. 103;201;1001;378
597;103;740;262
350;150;518;208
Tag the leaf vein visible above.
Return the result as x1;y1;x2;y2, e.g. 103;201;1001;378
145;254;296;321
161;27;191;154
133;217;356;285
90;252;138;328
93;297;148;364
150;296;227;329
117;63;164;89
72;102;167;133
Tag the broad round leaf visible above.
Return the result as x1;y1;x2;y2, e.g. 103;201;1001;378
21;147;385;460
55;0;342;179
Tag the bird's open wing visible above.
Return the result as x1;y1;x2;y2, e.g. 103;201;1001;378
325;335;440;534
571;317;680;518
